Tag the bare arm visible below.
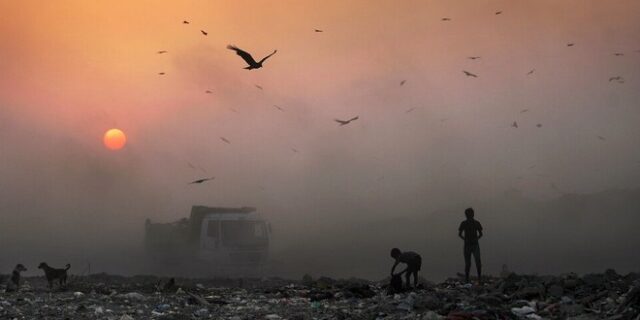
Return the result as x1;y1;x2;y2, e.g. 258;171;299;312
391;261;399;275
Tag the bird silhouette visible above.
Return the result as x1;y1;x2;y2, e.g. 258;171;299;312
157;50;167;54
183;20;189;24
400;80;407;86
189;177;215;184
405;107;416;113
226;45;277;70
201;30;208;36
463;70;478;77
255;84;263;90
220;137;231;144
512;121;518;128
273;105;284;112
335;116;359;126
613;52;624;56
441;17;451;21
314;29;323;32
521;109;529;113
205;90;213;94
291;148;299;153
536;123;543;128
609;76;624;82
597;135;606;141
495;11;502;15
567;43;575;47
158;72;166;75
527;69;535;75
468;56;481;60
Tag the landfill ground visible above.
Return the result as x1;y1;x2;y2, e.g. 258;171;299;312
0;270;638;320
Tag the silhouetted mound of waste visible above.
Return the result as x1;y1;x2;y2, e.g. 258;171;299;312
0;270;638;319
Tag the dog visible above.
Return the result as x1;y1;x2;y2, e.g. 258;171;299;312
6;264;27;291
37;262;70;289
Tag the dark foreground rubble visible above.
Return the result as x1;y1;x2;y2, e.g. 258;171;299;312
0;270;638;319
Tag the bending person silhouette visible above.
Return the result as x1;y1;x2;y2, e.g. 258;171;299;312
458;207;483;283
390;248;422;288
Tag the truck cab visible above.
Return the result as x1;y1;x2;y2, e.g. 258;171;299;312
145;206;271;270
197;208;270;265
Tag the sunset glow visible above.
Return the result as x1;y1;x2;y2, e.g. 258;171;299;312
103;128;127;150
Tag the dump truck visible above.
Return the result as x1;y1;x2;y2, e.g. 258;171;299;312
144;206;271;272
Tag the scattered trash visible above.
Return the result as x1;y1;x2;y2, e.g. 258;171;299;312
0;272;637;319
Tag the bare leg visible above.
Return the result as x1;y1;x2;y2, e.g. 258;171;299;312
474;246;482;283
464;245;471;283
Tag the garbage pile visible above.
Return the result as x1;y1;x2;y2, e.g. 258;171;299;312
0;269;638;319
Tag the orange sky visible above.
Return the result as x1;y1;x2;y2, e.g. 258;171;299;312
1;0;639;201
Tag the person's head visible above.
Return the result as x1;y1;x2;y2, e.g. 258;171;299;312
390;248;401;259
465;207;475;219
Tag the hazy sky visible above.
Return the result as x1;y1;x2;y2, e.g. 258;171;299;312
0;1;639;279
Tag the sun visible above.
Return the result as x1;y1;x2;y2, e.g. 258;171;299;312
103;128;127;150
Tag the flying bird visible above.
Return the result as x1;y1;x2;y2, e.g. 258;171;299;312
314;29;323;32
158;72;165;75
597;135;606;141
567;43;574;47
255;84;263;90
220;137;231;144
335;116;359;126
463;70;478;77
468;56;481;60
201;30;208;36
536;123;542;128
157;50;167;54
609;76;623;82
521;109;529;113
189;177;215;184
613;52;624;56
182;20;189;24
495;11;502;15
273;105;284;111
226;45;277;70
527;69;535;75
441;17;451;21
205;90;213;94
405;107;416;114
512;121;518;128
291;148;299;153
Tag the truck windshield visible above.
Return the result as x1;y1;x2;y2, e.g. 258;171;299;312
221;221;268;247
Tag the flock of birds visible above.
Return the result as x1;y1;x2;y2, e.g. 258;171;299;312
156;12;634;187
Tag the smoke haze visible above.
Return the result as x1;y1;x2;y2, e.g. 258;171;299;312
1;0;639;280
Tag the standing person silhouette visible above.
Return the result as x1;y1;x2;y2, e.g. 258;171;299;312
458;207;483;283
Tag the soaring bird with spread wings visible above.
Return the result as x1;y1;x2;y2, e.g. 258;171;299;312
189;177;215;184
226;45;277;70
335;116;359;126
463;70;478;77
